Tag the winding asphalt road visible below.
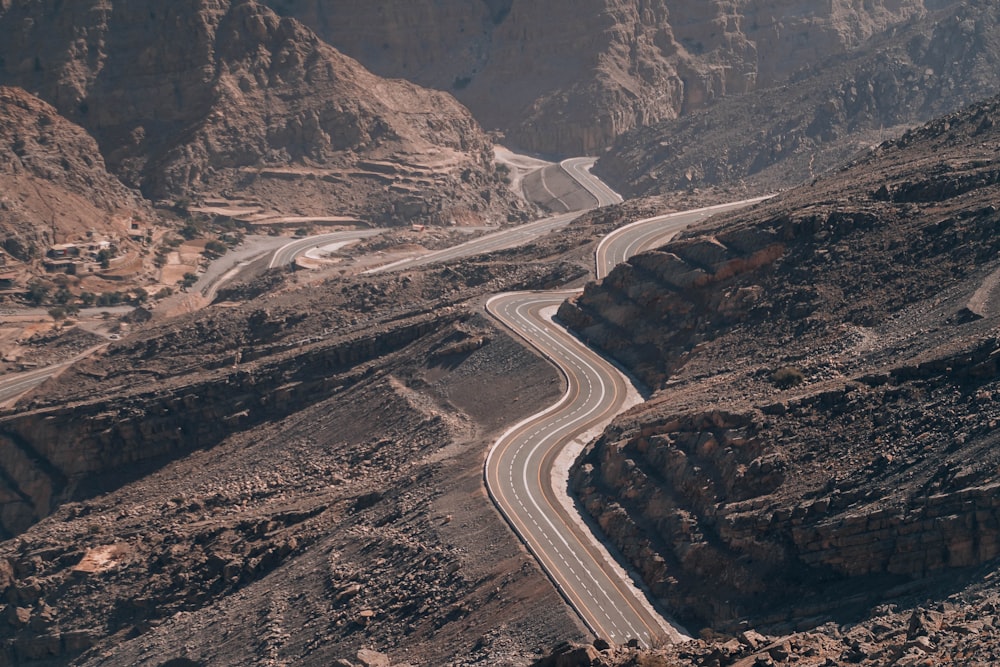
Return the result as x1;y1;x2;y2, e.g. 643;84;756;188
484;187;770;647
596;196;773;279
486;292;682;646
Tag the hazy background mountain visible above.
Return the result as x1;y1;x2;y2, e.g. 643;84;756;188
266;0;937;154
595;0;1000;197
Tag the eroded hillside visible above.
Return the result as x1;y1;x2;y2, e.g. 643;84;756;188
265;0;929;155
0;86;148;268
0;0;525;227
555;92;1000;663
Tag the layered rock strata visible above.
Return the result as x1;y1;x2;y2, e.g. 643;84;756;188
561;94;1000;630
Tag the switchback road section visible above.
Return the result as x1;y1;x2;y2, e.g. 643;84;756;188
484;192;772;647
595;196;773;279
485;292;681;646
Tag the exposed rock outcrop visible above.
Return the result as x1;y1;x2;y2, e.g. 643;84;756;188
563;93;1000;631
0;0;526;226
265;0;929;155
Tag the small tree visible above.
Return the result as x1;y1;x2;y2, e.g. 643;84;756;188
54;286;73;304
181;272;198;289
203;240;228;259
48;306;67;321
771;366;806;389
26;280;49;305
180;220;200;240
96;248;113;269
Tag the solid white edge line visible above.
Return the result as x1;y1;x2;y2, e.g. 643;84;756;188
595;195;774;279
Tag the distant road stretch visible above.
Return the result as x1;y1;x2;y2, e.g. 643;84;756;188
560;158;624;207
595;196;773;279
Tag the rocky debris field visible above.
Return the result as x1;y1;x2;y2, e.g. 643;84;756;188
548;93;1000;663
0;213;639;665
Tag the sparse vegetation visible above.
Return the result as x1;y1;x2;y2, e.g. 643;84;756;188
25;279;49;305
770;365;806;388
203;239;228;259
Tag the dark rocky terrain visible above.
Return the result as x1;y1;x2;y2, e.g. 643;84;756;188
0;220;620;665
597;0;1000;197
554;92;1000;663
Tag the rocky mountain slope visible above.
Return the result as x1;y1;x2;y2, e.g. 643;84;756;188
558;90;1000;654
597;0;1000;196
264;0;931;156
0;0;525;227
0;227;605;664
0;86;146;264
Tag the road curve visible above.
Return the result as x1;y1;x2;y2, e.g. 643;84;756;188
484;185;771;646
595;196;774;280
268;229;385;269
486;292;686;647
560;158;624;208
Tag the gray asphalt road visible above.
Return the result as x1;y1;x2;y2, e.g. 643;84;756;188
0;344;107;407
485;292;685;647
595;196;773;279
364;212;582;275
266;229;385;269
560;158;623;208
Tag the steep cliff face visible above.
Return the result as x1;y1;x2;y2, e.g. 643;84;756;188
597;0;1000;196
0;0;525;225
562;94;1000;630
267;0;928;154
0;87;145;262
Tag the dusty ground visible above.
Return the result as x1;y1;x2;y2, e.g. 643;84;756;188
0;204;642;665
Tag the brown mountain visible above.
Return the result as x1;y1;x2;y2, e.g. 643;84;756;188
559;91;1000;643
0;86;146;264
596;0;1000;197
0;0;525;226
266;0;929;154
